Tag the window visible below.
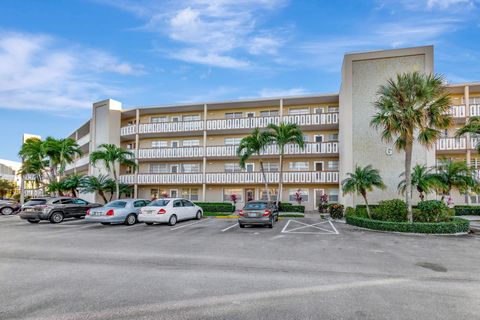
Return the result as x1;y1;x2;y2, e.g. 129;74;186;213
289;189;309;202
152;140;167;148
260;110;279;117
126;166;133;174
170;165;179;173
264;162;279;172
224;137;242;145
314;162;324;171
328;134;339;141
150;164;168;173
170;189;178;198
126;143;135;149
327;161;339;170
246;112;255;118
224;163;242;172
182;114;201;121
173;200;182;207
106;201;128;208
244;202;267;210
181;188;199;201
127;120;136;126
133;200;146;208
182;163;200;173
288;108;309;115
171;116;180;122
260;188;278;201
183;139;200;147
328;106;339;112
289;161;309;171
73;199;88;205
149;199;170;206
181;199;194;207
303;135;309;142
313;107;324;114
328;189;339;202
314;135;323;143
61;198;74;204
223;188;243;202
225;112;243;119
151;116;168;123
245;163;254;173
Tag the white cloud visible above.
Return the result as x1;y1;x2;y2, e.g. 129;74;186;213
0;31;142;112
379;0;477;11
258;87;309;97
98;0;287;68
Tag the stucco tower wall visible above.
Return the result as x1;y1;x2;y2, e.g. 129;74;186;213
339;46;436;207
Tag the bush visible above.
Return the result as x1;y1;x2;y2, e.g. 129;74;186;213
371;199;407;222
454;206;480;216
279;203;305;213
328;203;344;219
346;215;469;234
354;207;370;218
416;200;450;222
194;202;235;213
345;207;355;217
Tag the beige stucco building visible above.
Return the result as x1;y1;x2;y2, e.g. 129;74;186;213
63;46;480;210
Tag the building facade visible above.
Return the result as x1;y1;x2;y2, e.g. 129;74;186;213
63;46;480;210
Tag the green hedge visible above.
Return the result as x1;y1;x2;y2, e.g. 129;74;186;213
279;203;305;213
194;202;235;213
454;206;480;216
346;215;469;234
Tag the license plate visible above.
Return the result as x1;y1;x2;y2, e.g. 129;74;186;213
248;213;258;218
25;208;35;212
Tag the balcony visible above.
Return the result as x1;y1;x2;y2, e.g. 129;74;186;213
65;156;90;171
76;133;90;147
119;171;339;185
136;146;204;159
470;104;480;116
447;105;465;118
120;113;339;136
436;137;479;151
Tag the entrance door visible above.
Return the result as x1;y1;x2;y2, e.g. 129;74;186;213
170;189;178;198
171;165;179;173
245;189;255;203
314;189;325;209
314;161;324;171
245;163;255;173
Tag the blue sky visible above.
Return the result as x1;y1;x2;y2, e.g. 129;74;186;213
1;0;479;161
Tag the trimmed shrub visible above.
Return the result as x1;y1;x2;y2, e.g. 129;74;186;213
354;207;370;218
328;203;344;219
345;207;356;217
454;206;480;216
346;215;469;234
372;199;407;222
279;203;305;213
194;202;235;213
416;200;450;222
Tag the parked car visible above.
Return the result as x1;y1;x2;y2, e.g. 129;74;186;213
138;198;203;226
0;199;21;215
85;199;150;226
19;197;101;224
238;201;279;228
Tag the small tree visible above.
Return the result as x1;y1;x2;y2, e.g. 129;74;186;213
80;175;115;204
341;165;386;219
318;193;329;213
397;164;440;201
430;159;477;199
294;189;303;205
230;194;238;206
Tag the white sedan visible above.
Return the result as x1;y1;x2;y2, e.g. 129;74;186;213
138;198;203;226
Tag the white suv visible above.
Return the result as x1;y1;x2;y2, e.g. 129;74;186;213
138;198;203;226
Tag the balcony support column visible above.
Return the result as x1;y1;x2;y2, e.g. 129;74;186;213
465;85;470;117
74;131;78;175
202;103;208;202
279;98;284;119
134;108;140;195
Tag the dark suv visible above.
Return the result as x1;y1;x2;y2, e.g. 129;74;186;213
19;197;101;224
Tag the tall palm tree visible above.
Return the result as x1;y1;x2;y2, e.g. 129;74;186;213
341;165;385;219
267;122;305;206
237;128;273;201
397;164;440;201
455;116;480;151
43;137;82;182
89;144;136;200
371;72;452;222
61;174;85;197
431;159;477;199
81;175;115;204
0;179;16;198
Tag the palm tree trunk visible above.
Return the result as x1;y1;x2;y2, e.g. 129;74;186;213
259;159;270;201
361;191;372;219
99;190;108;204
276;151;284;207
405;141;413;222
112;164;120;200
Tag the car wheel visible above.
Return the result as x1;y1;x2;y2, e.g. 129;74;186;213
101;222;110;225
27;219;39;224
1;207;14;215
145;222;154;225
168;214;177;226
239;223;245;228
49;212;64;224
195;210;202;220
125;214;136;226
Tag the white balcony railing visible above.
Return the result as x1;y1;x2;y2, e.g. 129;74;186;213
119;171;339;185
470;104;480;117
447;105;465;118
136;146;204;159
120;113;339;136
76;133;90;147
65;156;90;171
436;138;466;151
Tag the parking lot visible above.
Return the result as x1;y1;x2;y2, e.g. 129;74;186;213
1;214;480;320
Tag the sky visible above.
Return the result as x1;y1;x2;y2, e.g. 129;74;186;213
0;0;479;161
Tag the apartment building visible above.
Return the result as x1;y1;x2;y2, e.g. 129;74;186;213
63;46;480;210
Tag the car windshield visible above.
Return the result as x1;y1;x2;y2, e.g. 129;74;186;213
105;201;127;208
149;200;170;207
24;199;47;206
244;202;268;210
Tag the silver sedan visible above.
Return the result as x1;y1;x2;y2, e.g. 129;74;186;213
84;199;150;225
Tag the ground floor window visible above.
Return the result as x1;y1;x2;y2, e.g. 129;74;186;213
260;188;278;201
289;188;309;203
182;188;199;201
150;188;168;200
328;189;339;202
223;188;243;202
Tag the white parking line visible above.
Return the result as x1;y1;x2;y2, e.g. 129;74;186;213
281;219;339;235
221;222;238;232
170;218;211;230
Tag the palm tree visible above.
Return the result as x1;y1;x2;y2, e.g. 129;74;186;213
237;128;273;200
46;181;66;196
455;116;480;151
267;122;305;206
371;72;452;222
81;175;115;204
430;159;477;199
0;179;16;198
398;164;440;201
43;137;82;182
89;144;136;200
61;174;85;197
341;165;385;219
